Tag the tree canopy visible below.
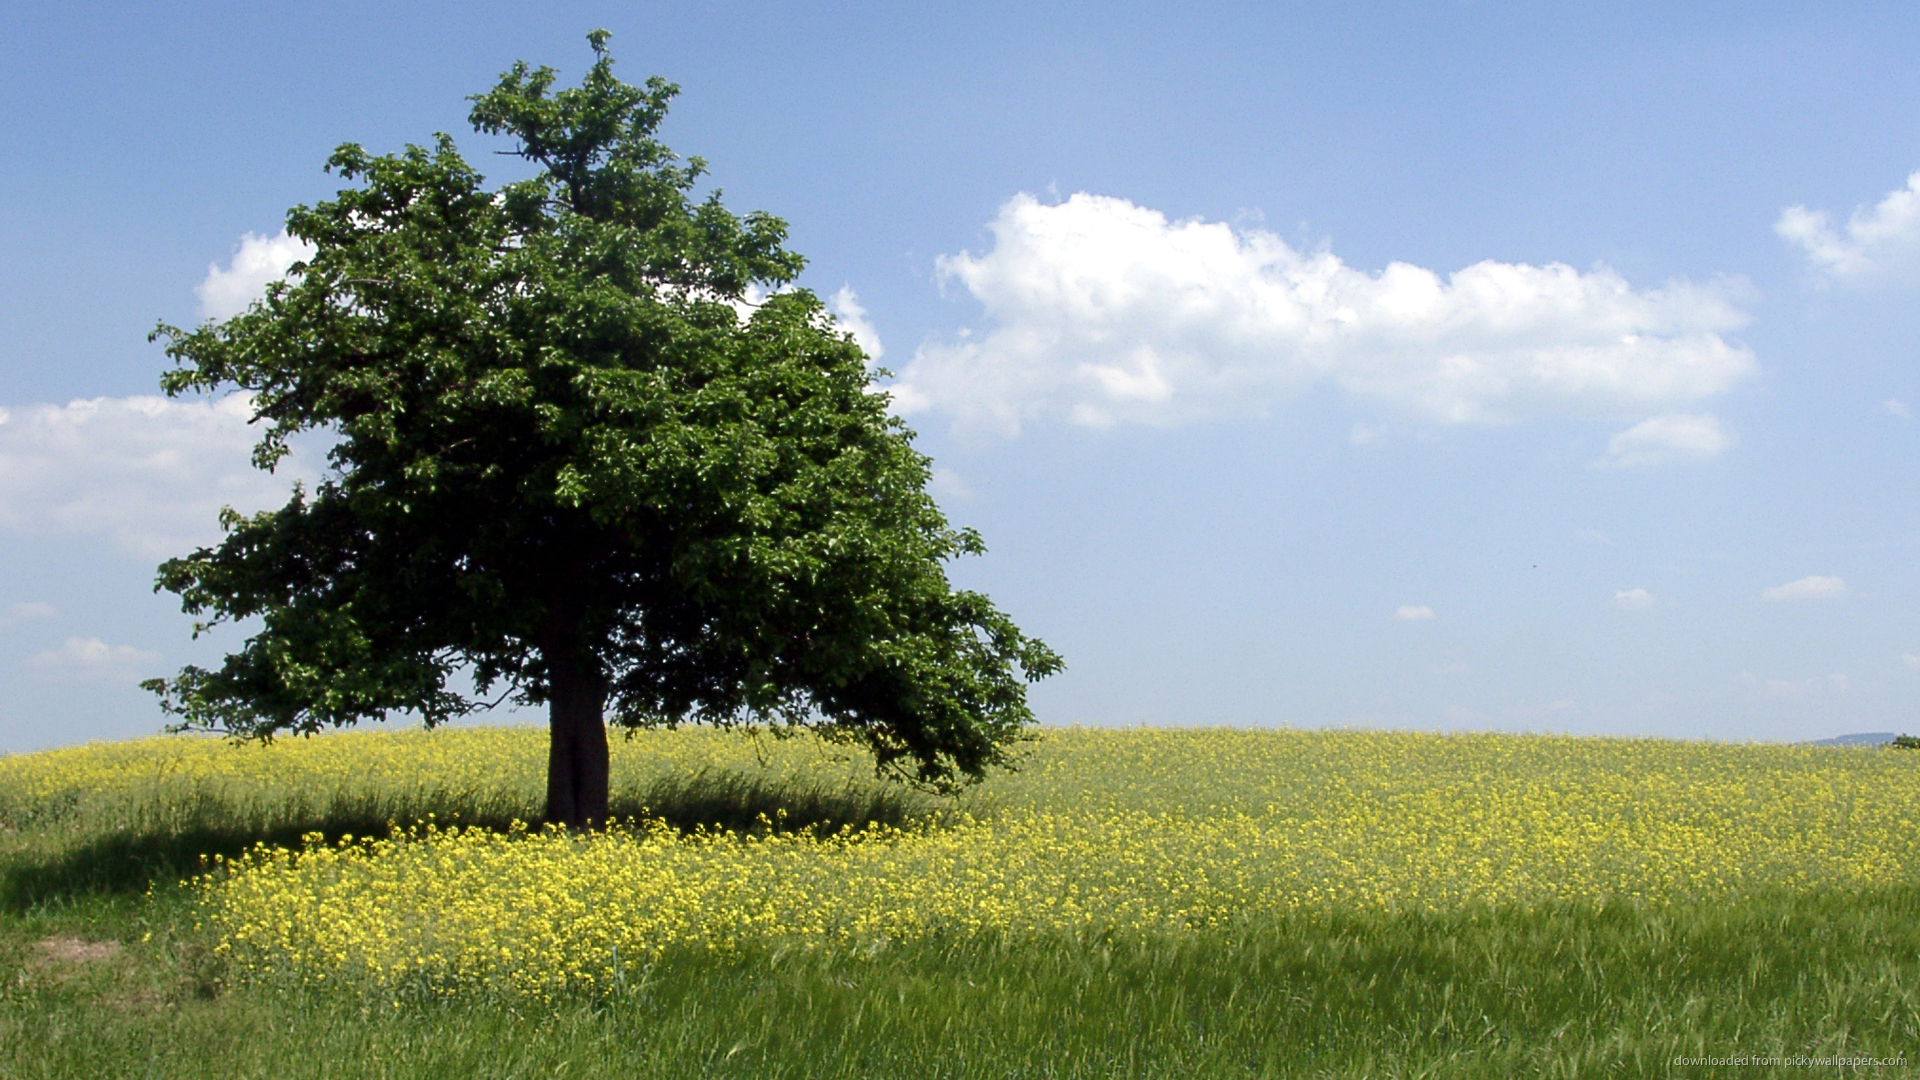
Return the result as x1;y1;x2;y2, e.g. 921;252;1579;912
143;31;1061;827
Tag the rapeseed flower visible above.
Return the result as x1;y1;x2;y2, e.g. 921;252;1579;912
10;726;1915;1000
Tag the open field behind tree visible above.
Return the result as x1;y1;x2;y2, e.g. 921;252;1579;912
2;727;1918;1077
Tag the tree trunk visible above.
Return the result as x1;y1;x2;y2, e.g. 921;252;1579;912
544;641;610;830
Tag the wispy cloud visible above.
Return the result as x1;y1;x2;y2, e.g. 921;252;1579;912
1394;605;1436;621
1763;673;1850;699
928;467;975;503
27;636;161;684
1613;588;1655;610
1761;575;1849;602
0;394;320;558
0;602;56;626
1597;412;1731;468
894;193;1756;435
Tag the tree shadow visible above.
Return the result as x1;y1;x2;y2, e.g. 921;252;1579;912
0;770;946;912
615;767;943;839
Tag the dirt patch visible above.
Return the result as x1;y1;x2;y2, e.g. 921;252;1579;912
33;936;121;965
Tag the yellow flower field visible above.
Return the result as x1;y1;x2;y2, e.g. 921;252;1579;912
8;726;1917;1000
0;725;847;819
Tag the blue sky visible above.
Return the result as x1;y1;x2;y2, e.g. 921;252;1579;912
4;1;1920;752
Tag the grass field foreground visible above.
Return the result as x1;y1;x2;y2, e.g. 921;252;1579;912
2;726;1918;1077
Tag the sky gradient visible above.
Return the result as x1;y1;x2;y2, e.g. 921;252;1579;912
3;1;1920;752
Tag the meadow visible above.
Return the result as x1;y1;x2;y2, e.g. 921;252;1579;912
1;725;1917;1078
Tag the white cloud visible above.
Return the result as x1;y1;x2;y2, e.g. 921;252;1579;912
1762;575;1849;602
27;636;161;683
893;193;1757;435
1613;588;1655;610
1596;412;1731;468
728;282;774;324
1886;398;1911;420
196;229;315;320
1394;605;1436;621
829;286;885;361
1776;171;1920;285
0;601;56;626
0;394;320;558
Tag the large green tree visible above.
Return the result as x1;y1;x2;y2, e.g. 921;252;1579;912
143;32;1060;828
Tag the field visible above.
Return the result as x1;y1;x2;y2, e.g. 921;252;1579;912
1;726;1917;1078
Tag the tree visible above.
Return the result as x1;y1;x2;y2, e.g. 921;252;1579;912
142;32;1061;828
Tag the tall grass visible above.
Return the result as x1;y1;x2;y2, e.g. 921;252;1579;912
6;886;1918;1078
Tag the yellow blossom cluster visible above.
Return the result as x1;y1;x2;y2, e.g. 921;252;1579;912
136;726;1920;999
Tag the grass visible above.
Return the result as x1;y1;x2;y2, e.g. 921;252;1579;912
2;727;1917;1078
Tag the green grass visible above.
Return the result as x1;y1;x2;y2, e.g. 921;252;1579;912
3;731;1918;1078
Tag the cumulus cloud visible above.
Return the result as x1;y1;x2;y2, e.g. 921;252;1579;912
1762;575;1849;602
196;229;315;320
1776;171;1920;285
892;193;1757;434
1596;412;1731;468
0;394;320;558
1394;605;1436;621
829;286;884;361
27;636;161;683
1613;588;1655;610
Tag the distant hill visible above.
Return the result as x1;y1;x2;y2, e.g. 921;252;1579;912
1808;732;1900;747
